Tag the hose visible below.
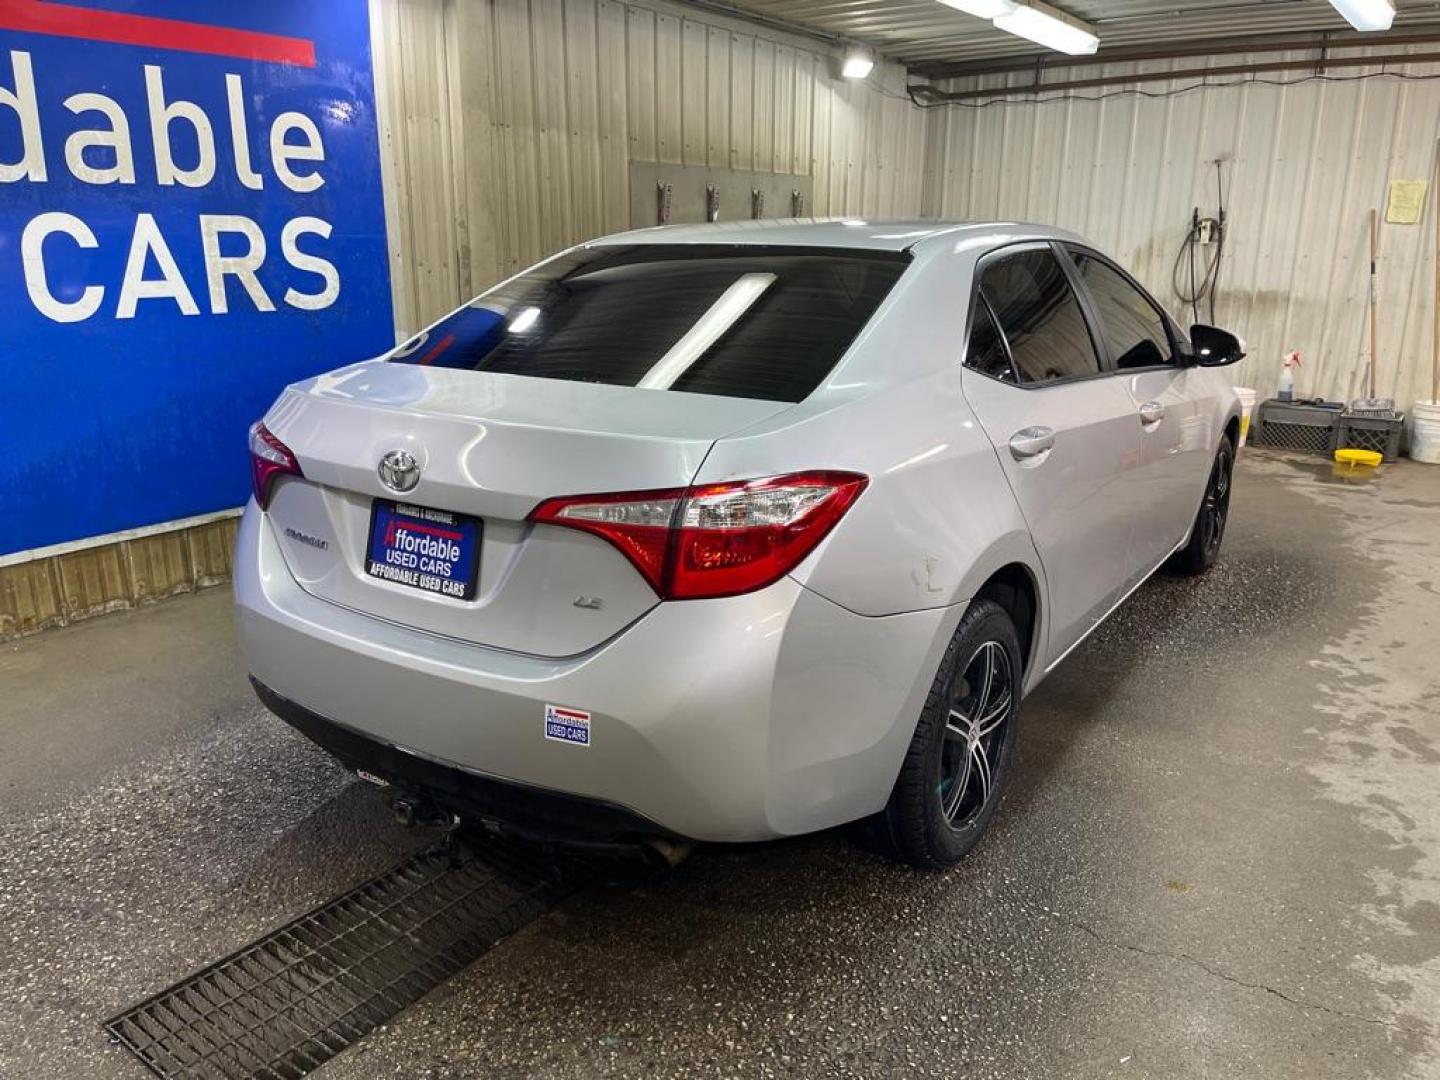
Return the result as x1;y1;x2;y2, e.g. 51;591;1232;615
1171;162;1229;325
1172;212;1224;325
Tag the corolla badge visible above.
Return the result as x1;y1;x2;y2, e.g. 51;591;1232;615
378;448;421;492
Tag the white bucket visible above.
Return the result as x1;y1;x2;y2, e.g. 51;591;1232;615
1411;400;1440;464
1234;387;1257;447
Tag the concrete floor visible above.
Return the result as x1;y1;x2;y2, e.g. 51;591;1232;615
2;450;1438;1079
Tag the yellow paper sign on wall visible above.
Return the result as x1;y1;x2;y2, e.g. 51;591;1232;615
1386;179;1428;224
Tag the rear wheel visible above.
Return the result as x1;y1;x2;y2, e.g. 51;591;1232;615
1167;434;1235;577
864;599;1021;870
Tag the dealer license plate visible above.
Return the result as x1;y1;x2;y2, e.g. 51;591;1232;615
365;500;481;600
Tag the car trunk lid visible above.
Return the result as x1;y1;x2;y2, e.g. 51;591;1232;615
260;363;790;656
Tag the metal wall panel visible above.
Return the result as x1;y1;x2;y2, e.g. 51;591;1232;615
627;162;812;225
927;51;1440;409
370;0;466;337
372;0;929;333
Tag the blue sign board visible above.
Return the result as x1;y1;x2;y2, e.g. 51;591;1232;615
0;0;394;556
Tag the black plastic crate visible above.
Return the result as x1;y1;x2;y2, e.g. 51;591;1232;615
1254;400;1341;455
1337;412;1403;461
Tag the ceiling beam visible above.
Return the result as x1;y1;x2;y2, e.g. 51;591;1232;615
912;47;1440;102
909;25;1440;81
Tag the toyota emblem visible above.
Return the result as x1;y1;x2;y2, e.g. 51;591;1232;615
378;448;421;493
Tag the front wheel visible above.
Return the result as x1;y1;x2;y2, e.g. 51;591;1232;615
1167;433;1235;577
863;598;1022;870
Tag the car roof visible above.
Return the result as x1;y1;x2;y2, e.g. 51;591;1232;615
588;218;1088;254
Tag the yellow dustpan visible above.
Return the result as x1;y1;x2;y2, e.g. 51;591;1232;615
1334;448;1383;468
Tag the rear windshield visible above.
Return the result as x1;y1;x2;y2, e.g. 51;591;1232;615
389;244;910;403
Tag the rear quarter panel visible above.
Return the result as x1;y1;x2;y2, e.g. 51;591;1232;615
693;240;1042;625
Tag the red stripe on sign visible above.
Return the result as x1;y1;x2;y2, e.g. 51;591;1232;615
418;333;457;366
0;0;316;67
401;522;463;542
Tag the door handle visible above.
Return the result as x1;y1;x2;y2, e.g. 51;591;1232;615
1009;425;1055;461
1138;400;1166;426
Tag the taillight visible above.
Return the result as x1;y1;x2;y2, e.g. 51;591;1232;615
671;473;867;598
529;471;867;600
248;421;303;510
529;487;684;594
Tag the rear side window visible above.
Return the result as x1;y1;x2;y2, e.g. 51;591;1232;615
964;298;1016;382
980;248;1101;385
1066;248;1174;370
390;245;909;403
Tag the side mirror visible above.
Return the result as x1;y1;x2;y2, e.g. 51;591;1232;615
1188;324;1246;367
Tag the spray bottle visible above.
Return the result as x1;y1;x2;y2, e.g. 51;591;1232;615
1277;350;1301;402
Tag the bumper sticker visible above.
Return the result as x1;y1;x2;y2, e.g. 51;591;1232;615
544;704;591;747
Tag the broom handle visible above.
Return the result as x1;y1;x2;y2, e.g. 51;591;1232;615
1434;140;1440;404
1370;207;1379;401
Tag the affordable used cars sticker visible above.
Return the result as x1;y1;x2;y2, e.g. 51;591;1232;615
544;704;591;747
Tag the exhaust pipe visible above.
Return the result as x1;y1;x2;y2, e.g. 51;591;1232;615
643;836;694;869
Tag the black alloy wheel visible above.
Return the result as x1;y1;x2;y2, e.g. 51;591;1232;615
864;598;1022;869
1199;441;1233;562
939;640;1013;830
1168;433;1235;576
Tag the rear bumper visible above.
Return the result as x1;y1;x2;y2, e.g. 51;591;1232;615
235;501;961;842
250;677;672;842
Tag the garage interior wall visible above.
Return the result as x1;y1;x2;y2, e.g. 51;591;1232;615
8;8;1439;634
372;5;1440;412
925;49;1440;410
370;0;930;335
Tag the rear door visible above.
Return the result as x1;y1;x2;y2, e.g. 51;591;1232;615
960;244;1141;663
1062;245;1209;579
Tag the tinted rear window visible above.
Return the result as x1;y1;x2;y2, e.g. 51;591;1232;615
980;248;1101;385
390;245;909;403
964;297;1017;383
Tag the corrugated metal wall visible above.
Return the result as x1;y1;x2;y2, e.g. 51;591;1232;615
13;9;1440;638
925;51;1440;409
1;0;927;639
369;0;467;338
373;6;1440;409
372;0;930;334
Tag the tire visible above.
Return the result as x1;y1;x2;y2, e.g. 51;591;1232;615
863;598;1022;870
1167;433;1235;577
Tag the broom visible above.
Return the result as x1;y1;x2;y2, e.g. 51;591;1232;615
1434;138;1440;407
1351;208;1396;418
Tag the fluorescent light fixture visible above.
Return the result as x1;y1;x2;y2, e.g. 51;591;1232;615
638;274;776;389
1327;0;1394;31
508;306;540;333
992;1;1099;55
937;0;1017;18
841;49;874;79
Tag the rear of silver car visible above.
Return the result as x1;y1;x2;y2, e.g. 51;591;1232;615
234;241;949;843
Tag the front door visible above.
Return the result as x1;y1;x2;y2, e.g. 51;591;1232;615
961;245;1141;665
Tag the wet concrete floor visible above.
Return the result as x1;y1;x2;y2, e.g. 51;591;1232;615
2;449;1437;1078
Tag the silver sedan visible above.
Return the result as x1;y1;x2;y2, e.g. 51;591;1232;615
236;219;1243;868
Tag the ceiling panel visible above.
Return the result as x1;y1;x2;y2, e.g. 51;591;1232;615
710;1;1439;70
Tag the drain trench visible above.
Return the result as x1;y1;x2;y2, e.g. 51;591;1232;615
104;838;590;1080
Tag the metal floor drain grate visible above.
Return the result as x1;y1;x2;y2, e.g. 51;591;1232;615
104;840;575;1079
